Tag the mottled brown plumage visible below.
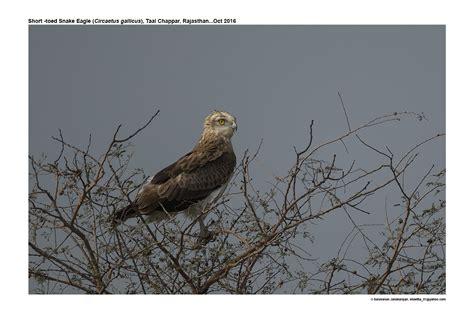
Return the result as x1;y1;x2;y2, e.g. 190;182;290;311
113;111;237;225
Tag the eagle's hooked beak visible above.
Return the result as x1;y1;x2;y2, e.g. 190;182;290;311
232;121;238;132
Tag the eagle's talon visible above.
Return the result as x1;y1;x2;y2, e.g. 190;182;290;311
191;227;216;249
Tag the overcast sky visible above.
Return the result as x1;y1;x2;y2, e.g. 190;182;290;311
29;25;445;292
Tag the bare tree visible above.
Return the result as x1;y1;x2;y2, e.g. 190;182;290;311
29;103;445;294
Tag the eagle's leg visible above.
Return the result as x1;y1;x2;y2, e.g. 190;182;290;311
198;215;211;239
192;213;216;249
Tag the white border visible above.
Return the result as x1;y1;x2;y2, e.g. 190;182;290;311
2;0;471;318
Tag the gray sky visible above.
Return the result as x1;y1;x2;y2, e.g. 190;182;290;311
29;25;445;292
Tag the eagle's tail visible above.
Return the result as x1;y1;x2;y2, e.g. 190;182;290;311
111;203;140;226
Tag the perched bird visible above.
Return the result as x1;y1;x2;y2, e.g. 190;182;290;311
113;110;237;237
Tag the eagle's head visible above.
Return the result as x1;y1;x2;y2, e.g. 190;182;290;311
203;110;238;139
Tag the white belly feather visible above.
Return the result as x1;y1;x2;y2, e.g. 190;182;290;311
185;183;228;219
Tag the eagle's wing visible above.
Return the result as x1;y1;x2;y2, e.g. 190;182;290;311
135;146;236;215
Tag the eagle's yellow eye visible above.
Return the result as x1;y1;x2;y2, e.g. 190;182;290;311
218;119;225;125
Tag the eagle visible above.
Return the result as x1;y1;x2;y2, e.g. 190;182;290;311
113;110;237;237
